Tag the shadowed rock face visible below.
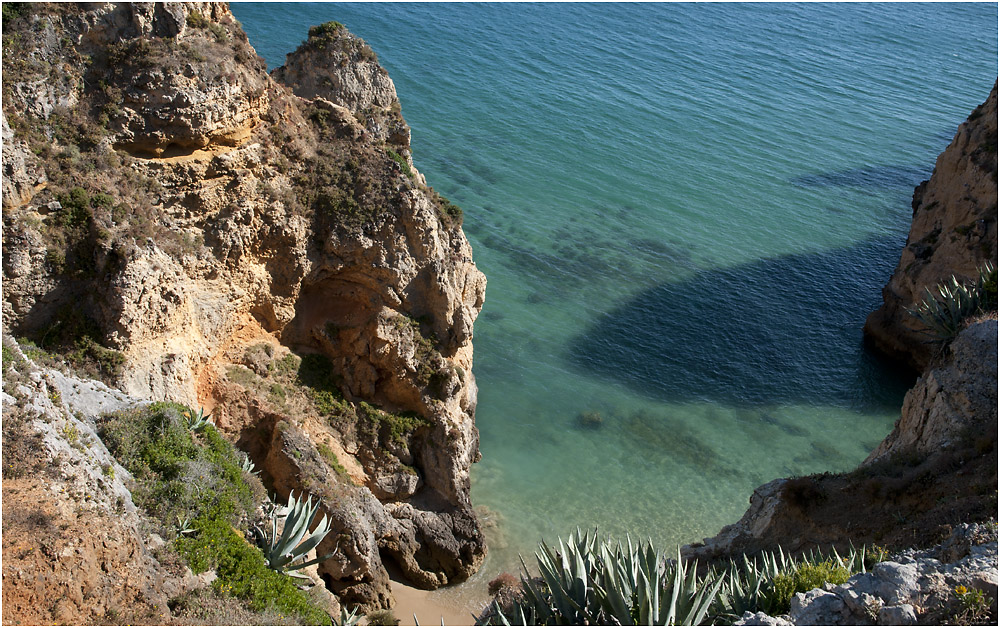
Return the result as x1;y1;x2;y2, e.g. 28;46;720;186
864;82;998;372
2;2;485;610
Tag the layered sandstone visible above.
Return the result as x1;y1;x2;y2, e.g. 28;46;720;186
864;83;998;371
2;1;485;610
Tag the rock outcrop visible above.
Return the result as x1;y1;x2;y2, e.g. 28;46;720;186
733;523;998;626
2;113;47;209
864;82;998;371
2;1;485;611
1;336;204;625
866;320;997;463
685;83;998;575
272;22;412;151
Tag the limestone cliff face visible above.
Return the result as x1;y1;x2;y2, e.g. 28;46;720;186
1;337;206;625
2;2;485;609
864;83;998;371
866;321;997;463
272;22;412;151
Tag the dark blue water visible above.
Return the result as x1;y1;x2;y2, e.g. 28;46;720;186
233;1;998;606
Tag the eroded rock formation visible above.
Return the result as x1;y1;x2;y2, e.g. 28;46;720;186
866;320;997;463
2;2;485;610
864;82;998;371
677;84;999;624
0;338;201;625
733;524;998;626
684;84;998;582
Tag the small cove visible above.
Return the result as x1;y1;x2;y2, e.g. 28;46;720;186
233;2;998;615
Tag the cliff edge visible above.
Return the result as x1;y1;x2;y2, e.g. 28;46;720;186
2;2;485;613
864;82;998;372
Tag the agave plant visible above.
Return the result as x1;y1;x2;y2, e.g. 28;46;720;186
262;493;290;519
183;406;214;432
336;606;361;626
238;451;259;477
710;547;792;620
175;515;197;537
253;491;336;579
482;529;721;626
908;262;995;341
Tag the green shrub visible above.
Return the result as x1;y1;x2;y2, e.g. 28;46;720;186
100;403;331;624
274;353;301;377
317;443;352;482
296;353;347;416
2;2;30;28
385;148;413;180
710;546;869;620
2;343;23;372
68;337;125;378
770;560;850;614
175;513;332;625
426;186;463;227
186;11;209;29
308;21;344;40
226;365;259;389
56;187;94;228
97;402;256;529
952;585;994;624
358;402;428;447
268;383;286;405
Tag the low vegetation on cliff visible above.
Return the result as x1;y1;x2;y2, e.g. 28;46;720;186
3;2;487;613
908;262;996;341
479;527;996;626
98;402;334;624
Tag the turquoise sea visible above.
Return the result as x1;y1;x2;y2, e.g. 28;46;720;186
233;1;997;609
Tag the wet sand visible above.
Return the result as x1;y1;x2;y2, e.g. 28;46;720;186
387;575;487;626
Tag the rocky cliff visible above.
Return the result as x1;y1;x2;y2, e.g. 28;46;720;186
682;85;999;624
864;83;998;372
2;1;485;612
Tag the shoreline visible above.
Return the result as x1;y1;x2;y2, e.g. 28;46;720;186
388;575;486;626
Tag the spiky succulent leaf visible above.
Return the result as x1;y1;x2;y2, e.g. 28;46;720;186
183;406;215;432
908;268;990;340
479;531;721;626
255;491;335;575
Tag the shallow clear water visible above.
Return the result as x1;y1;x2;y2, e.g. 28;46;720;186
234;1;997;608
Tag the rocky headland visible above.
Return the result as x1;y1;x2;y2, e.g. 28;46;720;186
3;2;484;622
2;3;997;626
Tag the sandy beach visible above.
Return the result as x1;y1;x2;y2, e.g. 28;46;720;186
387;576;484;626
